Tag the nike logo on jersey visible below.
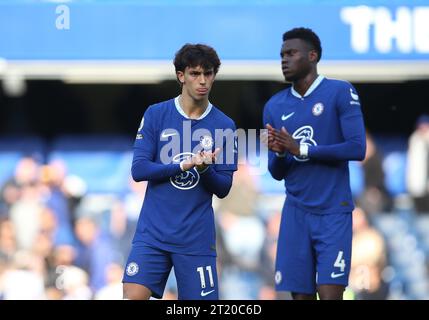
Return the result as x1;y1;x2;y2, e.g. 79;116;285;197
201;289;215;297
331;272;345;278
281;112;295;121
161;131;178;138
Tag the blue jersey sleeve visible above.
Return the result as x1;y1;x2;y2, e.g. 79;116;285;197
199;166;233;199
200;118;237;198
308;84;366;161
131;106;182;182
263;103;294;180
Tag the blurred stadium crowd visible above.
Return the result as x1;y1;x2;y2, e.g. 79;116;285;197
0;114;429;300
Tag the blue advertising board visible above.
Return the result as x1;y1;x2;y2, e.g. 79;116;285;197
0;1;428;61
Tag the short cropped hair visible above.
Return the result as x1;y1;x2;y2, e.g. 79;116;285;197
174;44;221;75
283;27;322;62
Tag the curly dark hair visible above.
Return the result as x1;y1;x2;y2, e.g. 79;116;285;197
283;27;322;62
173;43;221;75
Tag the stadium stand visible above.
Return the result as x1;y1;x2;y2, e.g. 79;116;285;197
1;132;428;299
48;135;134;194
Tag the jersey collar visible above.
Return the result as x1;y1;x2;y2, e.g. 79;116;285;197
174;96;212;120
291;75;325;99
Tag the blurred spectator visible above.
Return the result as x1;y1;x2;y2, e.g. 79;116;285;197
0;156;40;214
0;218;16;260
161;270;178;300
45;244;77;299
123;178;147;223
73;216;115;291
406;114;429;213
108;200;133;265
32;225;54;262
94;263;123;300
215;163;259;216
356;132;393;214
218;211;265;271
9;182;44;250
349;207;389;299
217;210;266;299
258;210;281;300
60;265;92;300
40;160;77;246
0;251;46;299
2;140;421;300
113;178;148;261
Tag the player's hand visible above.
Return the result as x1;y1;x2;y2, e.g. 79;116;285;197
265;124;286;153
180;155;196;171
181;148;220;171
195;148;220;171
180;152;202;171
272;126;300;156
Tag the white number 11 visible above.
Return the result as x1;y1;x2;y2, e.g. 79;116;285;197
196;266;214;289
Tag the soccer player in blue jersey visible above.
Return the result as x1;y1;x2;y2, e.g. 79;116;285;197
122;44;237;300
263;28;366;300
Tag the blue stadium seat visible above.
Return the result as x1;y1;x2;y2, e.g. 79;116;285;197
349;161;364;198
371;135;408;197
382;151;407;196
374;211;429;299
414;216;429;254
0;152;22;186
50;135;133;152
247;152;285;195
373;135;408;156
258;172;285;195
49;135;134;194
372;213;408;238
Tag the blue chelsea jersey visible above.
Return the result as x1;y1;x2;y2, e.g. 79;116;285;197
132;97;237;256
263;76;366;214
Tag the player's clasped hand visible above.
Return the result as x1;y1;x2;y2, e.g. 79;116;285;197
181;148;221;171
196;148;221;171
265;123;300;156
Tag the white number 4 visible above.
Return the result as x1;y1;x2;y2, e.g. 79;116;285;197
334;251;346;272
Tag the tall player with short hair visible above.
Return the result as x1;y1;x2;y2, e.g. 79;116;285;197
264;28;366;300
123;44;237;300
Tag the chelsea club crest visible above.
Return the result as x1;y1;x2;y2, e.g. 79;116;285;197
200;135;214;151
312;103;324;116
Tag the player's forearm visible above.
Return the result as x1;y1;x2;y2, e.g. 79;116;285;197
131;157;182;182
308;138;366;161
308;112;366;161
198;167;233;199
268;153;290;180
